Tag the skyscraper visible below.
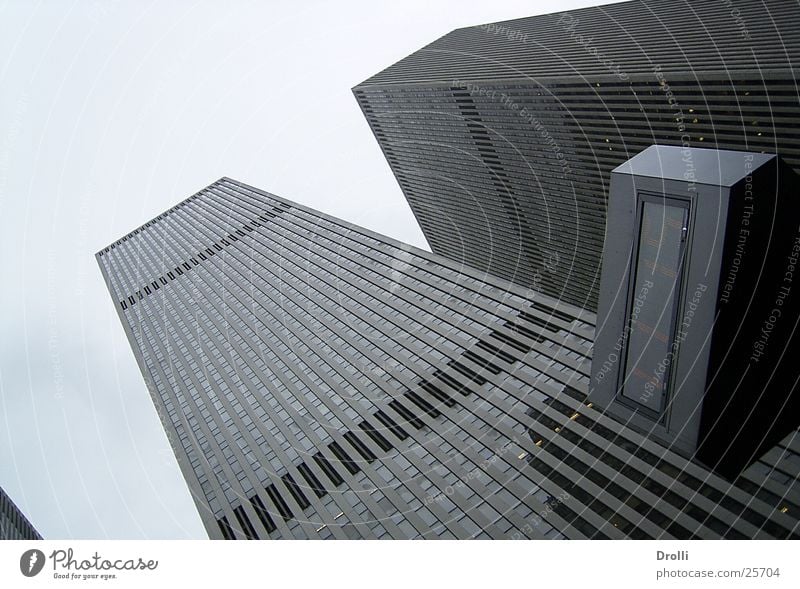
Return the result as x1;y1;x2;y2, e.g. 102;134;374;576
353;0;800;311
0;486;41;540
97;178;799;539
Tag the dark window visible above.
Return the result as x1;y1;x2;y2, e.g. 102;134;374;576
249;494;277;533
432;370;469;396
313;453;344;486
474;339;516;364
217;516;235;540
357;421;393;452
281;473;311;510
388;400;425;429
404;391;441;418
419;381;456;408
488;330;531;354
328;441;360;475
447;361;487;386
502;321;545;344
343;431;377;462
265;484;293;521
619;196;689;415
233;505;257;540
297;462;328;498
532;301;573;324
461;350;502;375
518;310;559;333
373;410;409;441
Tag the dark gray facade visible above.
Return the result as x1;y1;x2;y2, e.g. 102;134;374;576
353;0;800;311
98;178;799;539
590;145;800;479
0;486;41;540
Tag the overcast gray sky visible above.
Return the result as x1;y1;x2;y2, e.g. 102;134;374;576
0;0;614;539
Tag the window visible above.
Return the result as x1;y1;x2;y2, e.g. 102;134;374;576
217;516;235;540
233;505;257;539
265;484;293;520
281;473;311;510
620;194;690;416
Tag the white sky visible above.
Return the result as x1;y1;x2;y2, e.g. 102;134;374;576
0;0;614;539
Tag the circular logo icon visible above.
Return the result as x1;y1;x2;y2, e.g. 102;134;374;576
20;549;45;577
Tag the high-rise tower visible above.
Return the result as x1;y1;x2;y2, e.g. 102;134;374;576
353;0;800;311
97;178;799;539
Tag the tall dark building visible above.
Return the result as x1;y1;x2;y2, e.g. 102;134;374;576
97;178;799;539
353;0;800;311
0;486;41;540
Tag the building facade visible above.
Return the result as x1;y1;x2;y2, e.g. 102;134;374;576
98;178;799;539
0;486;41;540
353;0;800;311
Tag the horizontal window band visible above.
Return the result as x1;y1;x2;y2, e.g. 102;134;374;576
116;205;290;311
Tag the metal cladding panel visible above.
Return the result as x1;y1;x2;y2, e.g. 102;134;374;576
354;0;800;311
613;145;776;186
96;178;800;539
